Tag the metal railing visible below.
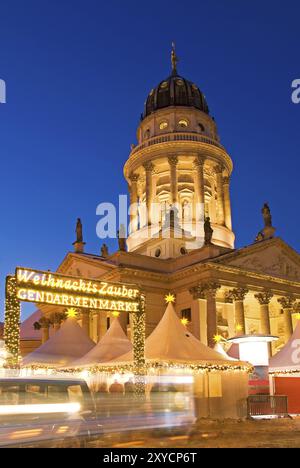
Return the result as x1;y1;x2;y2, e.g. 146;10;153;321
247;395;288;417
130;132;225;155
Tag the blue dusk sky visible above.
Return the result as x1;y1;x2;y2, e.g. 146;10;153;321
0;0;299;320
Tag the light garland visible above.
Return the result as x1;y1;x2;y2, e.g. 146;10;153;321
27;360;252;376
132;294;146;396
4;276;21;366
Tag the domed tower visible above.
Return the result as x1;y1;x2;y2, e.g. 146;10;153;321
124;46;234;258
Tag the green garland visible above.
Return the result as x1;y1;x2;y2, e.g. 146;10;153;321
4;276;21;366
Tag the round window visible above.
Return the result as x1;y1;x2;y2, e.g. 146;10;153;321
160;81;168;89
155;248;161;258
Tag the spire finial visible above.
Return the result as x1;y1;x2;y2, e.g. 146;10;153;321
171;42;179;75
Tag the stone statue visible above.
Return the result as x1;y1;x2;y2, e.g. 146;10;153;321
262;203;272;227
117;225;127;252
76;218;83;243
255;202;275;242
204;217;213;245
101;243;109;258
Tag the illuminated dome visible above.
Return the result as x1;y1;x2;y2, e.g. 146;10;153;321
143;73;209;119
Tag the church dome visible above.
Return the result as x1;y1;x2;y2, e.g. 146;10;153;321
143;73;209;119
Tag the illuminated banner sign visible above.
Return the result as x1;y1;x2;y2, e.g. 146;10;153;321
15;267;140;312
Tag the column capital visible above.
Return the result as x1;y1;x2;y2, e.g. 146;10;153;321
278;296;296;309
50;312;65;324
167;154;178;166
190;282;221;300
129;173;139;183
39;316;51;329
193;155;205;168
254;291;273;305
143;161;154;173
215;164;224;175
228;288;249;302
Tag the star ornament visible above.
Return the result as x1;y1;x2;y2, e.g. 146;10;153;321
112;311;120;317
294;313;300;321
165;293;176;304
181;318;189;326
235;324;243;332
66;307;78;319
213;334;222;343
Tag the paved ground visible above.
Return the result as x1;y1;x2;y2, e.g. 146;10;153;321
87;418;300;448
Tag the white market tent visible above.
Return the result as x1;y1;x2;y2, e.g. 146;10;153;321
105;302;247;367
71;317;132;367
214;342;237;361
269;320;300;373
22;317;95;367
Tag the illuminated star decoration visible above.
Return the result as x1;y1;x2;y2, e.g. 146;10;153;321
112;311;120;317
165;293;176;304
66;307;78;319
235;324;243;332
181;318;189;326
294;313;300;321
213;334;222;343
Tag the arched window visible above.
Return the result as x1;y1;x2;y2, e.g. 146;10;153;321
198;123;205;132
178;119;188;128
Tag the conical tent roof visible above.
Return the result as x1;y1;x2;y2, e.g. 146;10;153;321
22;318;95;367
109;302;242;365
214;342;237;360
71;317;132;367
269;320;300;372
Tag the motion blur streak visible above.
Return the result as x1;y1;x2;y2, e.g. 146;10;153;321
0;402;80;415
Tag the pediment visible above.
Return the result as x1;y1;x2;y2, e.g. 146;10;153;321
57;253;114;280
215;238;300;281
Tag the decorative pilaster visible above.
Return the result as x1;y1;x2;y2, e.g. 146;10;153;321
227;288;248;334
215;165;225;226
168;155;178;205
143;162;154;225
278;296;295;340
190;282;221;348
223;176;232;231
193;156;205;221
129;173;139;233
254;291;273;334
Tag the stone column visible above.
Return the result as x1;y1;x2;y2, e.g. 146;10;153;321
129;173;139;233
193;156;205;221
92;312;98;342
278;296;295;341
168;155;178;205
81;309;90;336
215;165;225;226
143;162;154;225
40;317;50;344
98;313;107;341
118;312;128;335
228;288;248;335
223;175;232;231
254;291;273;334
190;283;220;348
